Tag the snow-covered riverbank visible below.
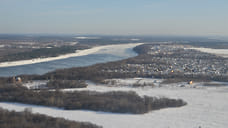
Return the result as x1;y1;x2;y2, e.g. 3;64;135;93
1;81;228;128
187;47;228;58
0;43;143;68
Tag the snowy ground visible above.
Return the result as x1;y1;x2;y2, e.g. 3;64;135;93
187;47;228;58
103;78;162;87
1;79;228;128
22;80;48;89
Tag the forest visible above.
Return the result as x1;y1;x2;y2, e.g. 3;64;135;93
46;80;88;89
0;108;101;128
0;84;186;114
0;44;90;62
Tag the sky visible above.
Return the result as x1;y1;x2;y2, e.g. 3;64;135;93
0;0;227;36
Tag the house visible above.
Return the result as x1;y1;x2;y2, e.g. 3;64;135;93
13;76;22;83
188;80;193;85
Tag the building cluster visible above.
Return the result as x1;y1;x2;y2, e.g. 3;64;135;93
103;44;228;77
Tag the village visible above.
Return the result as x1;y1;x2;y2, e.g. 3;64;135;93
102;44;228;79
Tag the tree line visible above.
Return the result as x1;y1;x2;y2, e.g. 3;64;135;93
0;84;186;114
0;44;90;62
0;108;101;128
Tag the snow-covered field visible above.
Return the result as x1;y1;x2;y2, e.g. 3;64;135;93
0;43;142;68
22;80;48;89
187;47;228;58
1;79;228;128
103;78;162;87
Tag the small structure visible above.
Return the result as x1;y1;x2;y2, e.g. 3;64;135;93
13;76;22;84
188;80;193;85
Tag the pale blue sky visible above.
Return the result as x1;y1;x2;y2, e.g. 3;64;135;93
0;0;227;36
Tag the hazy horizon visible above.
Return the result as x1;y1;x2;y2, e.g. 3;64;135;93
0;0;227;36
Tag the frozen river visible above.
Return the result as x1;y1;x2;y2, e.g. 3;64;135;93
0;43;141;77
